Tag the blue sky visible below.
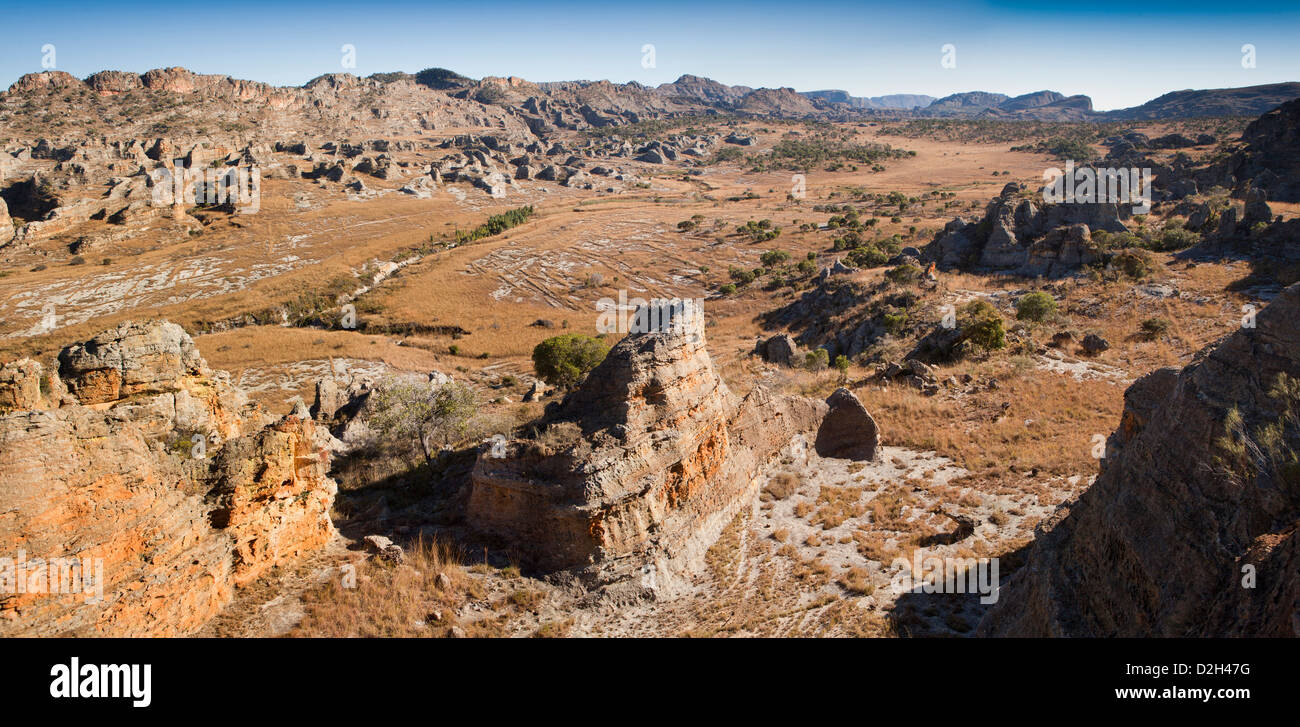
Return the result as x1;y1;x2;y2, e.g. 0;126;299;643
1;0;1297;110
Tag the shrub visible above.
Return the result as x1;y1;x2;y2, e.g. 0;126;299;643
882;310;908;335
760;250;790;267
845;245;889;268
728;266;756;285
1112;249;1154;280
1140;317;1170;339
1153;226;1200;251
764;472;800;500
804;348;830;370
414;67;471;90
885;263;921;284
960;300;1006;351
1015;291;1057;322
718;283;737;295
532;334;609;390
527;421;584;457
833;355;850;381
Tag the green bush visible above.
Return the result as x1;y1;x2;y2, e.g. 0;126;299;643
760;249;790;267
414;67;471;90
1153;226;1200;251
532;334;609;390
718;283;737;295
804;348;830;370
885;264;921;284
960;300;1006;351
1015;291;1057;322
833;355;850;380
367;379;478;466
882;310;908;335
845;245;889;268
728;266;756;285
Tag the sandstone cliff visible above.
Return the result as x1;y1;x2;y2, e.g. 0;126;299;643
467;308;868;595
979;283;1300;636
0;320;337;636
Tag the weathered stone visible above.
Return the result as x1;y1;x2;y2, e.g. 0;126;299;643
467;308;826;593
814;388;879;461
0;321;337;636
759;333;800;367
980;282;1300;636
57;320;205;404
0;358;44;412
1081;333;1110;354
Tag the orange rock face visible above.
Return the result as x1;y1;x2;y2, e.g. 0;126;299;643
0;320;337;636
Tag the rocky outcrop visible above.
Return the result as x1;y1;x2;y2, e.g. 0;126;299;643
0;197;14;246
467;306;844;594
923;183;1117;277
0;320;337;636
1200;97;1300;202
979;283;1300;636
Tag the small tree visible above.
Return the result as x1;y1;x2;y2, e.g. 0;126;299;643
1016;291;1057;322
833;355;850;382
367;379;478;467
532;334;609;390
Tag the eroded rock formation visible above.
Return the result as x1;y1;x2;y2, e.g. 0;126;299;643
467;309;870;595
979;283;1300;636
0;320;337;636
923;182;1124;277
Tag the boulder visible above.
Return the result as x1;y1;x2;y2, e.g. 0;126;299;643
1081;333;1110;355
759;333;800;367
813;388;879;461
0;358;44;412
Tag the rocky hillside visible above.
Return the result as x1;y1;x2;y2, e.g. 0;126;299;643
1105;82;1300;121
979;282;1300;636
1198;96;1300;202
0;320;337;636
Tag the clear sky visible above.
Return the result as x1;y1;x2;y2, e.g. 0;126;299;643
1;0;1297;111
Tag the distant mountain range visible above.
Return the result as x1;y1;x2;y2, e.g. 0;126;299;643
799;90;935;110
795;83;1300;121
6;67;1299;140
